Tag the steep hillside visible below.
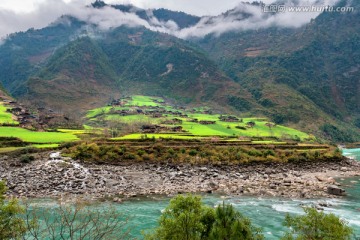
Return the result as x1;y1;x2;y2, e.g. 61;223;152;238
10;23;254;113
25;37;119;111
100;27;249;105
0;83;9;99
0;16;86;96
196;0;360;141
0;0;358;142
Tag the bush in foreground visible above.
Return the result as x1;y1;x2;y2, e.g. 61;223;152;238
282;207;354;240
144;194;264;240
0;181;26;239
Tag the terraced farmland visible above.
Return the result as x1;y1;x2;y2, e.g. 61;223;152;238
0;102;18;125
87;95;310;142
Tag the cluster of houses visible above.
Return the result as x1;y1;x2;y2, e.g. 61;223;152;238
141;124;184;133
161;118;183;125
2;99;71;129
109;97;131;107
6;105;36;126
109;105;189;119
219;115;242;122
106;97;266;133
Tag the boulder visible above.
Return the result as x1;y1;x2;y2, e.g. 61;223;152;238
327;185;345;196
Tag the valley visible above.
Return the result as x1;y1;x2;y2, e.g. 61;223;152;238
0;0;359;238
0;0;358;143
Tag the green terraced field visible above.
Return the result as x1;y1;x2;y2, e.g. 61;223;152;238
0;127;79;143
127;95;164;107
87;95;310;141
0;103;18;125
32;144;60;148
105;114;155;123
86;106;131;119
114;133;204;140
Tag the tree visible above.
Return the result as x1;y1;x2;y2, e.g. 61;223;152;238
144;194;215;240
145;195;264;240
282;207;354;240
23;199;131;240
209;202;263;240
0;181;27;239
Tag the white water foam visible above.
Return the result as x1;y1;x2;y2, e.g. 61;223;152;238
46;153;90;176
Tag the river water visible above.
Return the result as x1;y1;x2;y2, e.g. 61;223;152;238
31;149;360;239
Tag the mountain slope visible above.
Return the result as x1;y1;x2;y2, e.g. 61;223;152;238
0;83;8;99
0;17;86;96
195;0;360;141
8;24;254;113
25;37;119;111
0;1;358;142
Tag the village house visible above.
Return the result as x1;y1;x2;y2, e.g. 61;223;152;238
219;115;241;122
161;118;183;125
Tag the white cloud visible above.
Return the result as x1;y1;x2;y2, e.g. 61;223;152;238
0;0;343;41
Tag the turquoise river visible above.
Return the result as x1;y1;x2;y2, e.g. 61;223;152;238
33;148;360;239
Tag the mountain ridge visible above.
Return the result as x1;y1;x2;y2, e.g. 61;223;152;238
0;0;358;142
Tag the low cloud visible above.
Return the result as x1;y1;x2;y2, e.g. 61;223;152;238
175;0;341;38
0;0;344;41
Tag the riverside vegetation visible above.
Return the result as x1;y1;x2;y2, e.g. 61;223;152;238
0;95;358;237
1;95;356;200
0;186;355;240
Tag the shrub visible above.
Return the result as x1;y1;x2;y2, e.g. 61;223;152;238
282;207;353;240
20;155;35;164
137;149;146;156
145;195;264;240
0;181;26;239
189;149;198;156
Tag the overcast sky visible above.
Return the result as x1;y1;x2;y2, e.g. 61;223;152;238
0;0;342;40
0;0;278;15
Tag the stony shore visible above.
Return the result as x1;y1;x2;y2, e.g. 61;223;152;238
1;152;359;201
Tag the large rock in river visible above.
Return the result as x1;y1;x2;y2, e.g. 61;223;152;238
327;185;345;196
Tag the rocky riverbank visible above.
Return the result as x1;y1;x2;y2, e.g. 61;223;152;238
0;152;359;201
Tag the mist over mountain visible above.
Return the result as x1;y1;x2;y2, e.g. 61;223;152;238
0;0;359;142
0;0;343;40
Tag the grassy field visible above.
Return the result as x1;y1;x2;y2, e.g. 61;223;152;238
32;143;60;148
106;114;155;123
0;103;18;125
0;147;20;153
0;127;79;143
127;95;164;106
87;95;310;141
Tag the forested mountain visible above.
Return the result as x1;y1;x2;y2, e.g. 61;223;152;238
195;0;360;141
0;0;358;142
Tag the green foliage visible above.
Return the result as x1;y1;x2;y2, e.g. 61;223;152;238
227;96;251;112
354;118;360;128
145;195;263;240
20;155;35;164
209;203;264;240
282;207;354;240
0;181;26;239
189;149;198;156
209;202;264;240
24;200;131;240
68;142;341;165
0;104;19;125
145;195;214;240
259;98;275;108
153;8;201;29
320;124;354;143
